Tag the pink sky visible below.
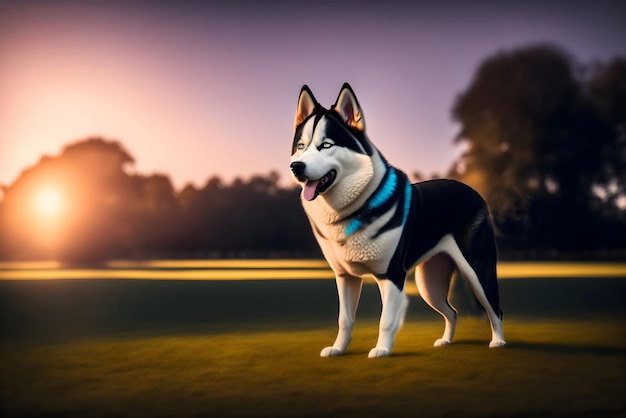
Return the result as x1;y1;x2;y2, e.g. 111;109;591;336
1;0;625;192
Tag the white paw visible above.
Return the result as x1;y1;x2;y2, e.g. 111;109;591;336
489;339;507;348
368;348;391;358
320;347;345;357
434;338;451;347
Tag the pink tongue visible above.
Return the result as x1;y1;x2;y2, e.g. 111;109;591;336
303;180;320;201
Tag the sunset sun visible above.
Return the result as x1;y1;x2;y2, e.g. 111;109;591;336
35;187;63;217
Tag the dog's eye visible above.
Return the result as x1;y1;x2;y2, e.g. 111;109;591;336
297;143;305;150
321;142;333;149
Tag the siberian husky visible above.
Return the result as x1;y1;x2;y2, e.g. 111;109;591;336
290;83;506;358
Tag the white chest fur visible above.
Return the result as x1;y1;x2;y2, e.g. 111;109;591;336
305;201;403;277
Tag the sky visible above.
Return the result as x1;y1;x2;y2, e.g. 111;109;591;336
1;0;625;192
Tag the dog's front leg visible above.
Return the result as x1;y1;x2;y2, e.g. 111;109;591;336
321;274;363;357
369;279;408;358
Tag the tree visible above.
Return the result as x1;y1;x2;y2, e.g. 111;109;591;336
0;137;323;262
0;137;139;263
178;172;317;257
450;44;626;253
586;58;626;220
130;174;182;256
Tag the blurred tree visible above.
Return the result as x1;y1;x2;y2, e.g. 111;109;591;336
586;58;626;220
0;135;324;262
0;137;138;263
131;174;182;257
181;172;317;257
450;44;626;253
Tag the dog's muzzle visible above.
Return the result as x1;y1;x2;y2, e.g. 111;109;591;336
290;161;336;201
290;161;307;181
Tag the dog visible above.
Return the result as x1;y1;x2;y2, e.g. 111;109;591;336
290;83;506;358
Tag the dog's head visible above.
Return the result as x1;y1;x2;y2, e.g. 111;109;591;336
290;83;380;209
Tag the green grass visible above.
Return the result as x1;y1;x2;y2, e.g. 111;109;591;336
1;318;624;418
1;277;625;417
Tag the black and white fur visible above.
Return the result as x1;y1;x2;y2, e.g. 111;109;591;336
290;83;506;358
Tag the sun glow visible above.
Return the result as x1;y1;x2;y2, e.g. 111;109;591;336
35;187;63;217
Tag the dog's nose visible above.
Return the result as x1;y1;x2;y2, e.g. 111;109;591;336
290;161;306;177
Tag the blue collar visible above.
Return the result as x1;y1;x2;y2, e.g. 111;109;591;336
344;166;412;237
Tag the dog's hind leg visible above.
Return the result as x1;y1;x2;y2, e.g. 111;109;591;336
446;231;506;348
456;214;506;348
321;274;363;357
415;252;457;347
368;279;408;358
456;258;506;348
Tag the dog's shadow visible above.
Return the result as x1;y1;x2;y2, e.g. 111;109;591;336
453;339;625;357
342;351;419;358
344;340;626;358
341;340;624;358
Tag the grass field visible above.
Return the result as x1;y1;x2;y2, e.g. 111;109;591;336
1;268;625;417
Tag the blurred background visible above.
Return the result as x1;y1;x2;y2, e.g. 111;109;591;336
1;0;625;264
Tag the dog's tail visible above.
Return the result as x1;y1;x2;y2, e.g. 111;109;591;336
457;208;502;319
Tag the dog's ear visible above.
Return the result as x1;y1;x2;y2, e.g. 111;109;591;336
295;85;319;128
333;83;365;132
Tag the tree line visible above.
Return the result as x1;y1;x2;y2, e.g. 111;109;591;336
0;43;624;263
0;138;318;263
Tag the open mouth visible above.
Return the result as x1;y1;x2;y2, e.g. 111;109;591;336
303;170;337;201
